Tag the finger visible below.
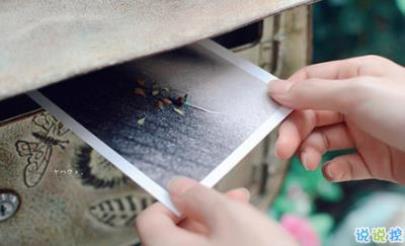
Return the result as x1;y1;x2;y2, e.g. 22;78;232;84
225;188;250;203
168;177;228;230
288;59;361;81
268;77;368;112
177;187;250;234
136;203;200;245
299;124;354;170
276;110;344;159
178;219;209;235
322;154;372;182
288;55;393;81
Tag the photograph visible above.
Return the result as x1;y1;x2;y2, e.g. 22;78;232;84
28;40;290;213
2;1;404;245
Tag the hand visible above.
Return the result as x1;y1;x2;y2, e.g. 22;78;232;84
268;55;405;184
136;177;297;246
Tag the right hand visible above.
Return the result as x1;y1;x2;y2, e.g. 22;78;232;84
268;55;405;184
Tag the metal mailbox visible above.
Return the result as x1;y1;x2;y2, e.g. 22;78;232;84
0;1;313;245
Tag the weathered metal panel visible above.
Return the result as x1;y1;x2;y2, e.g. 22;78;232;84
0;0;316;101
0;5;312;245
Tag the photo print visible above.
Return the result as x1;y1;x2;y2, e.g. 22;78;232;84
28;40;291;214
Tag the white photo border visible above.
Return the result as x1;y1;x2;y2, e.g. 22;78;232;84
27;39;292;215
195;40;292;187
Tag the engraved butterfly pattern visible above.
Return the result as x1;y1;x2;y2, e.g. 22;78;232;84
15;112;69;188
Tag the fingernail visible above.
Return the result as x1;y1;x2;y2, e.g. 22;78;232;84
167;176;198;196
322;162;334;181
240;187;251;201
268;80;293;96
300;151;311;171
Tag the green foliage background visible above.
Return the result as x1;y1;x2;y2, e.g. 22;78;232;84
272;2;404;241
313;0;405;64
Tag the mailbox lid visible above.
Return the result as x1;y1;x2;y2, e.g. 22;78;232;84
0;0;315;101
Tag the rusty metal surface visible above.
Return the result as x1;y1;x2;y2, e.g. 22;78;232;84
0;0;315;101
0;5;313;244
0;111;148;245
0;109;273;245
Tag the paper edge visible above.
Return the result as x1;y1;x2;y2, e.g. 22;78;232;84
27;90;180;215
196;40;292;187
27;39;292;214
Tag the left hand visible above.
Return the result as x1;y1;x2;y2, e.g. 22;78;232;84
136;177;297;246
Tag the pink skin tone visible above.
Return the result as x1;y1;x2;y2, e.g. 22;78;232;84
136;56;405;245
136;177;297;246
269;55;405;184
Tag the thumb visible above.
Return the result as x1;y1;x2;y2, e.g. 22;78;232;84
168;177;228;229
268;78;365;113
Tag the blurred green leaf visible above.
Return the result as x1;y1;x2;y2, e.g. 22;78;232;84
314;0;405;65
397;0;405;15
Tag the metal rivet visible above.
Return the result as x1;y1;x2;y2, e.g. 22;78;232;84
0;190;20;222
